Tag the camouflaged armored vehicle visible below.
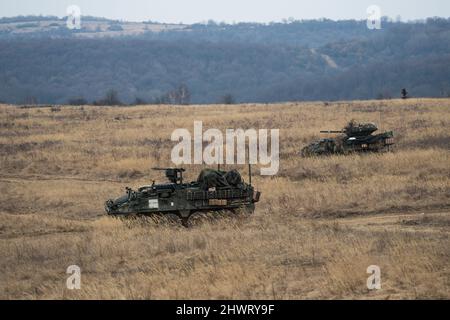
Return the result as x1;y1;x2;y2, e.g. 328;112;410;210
301;120;394;157
105;167;261;226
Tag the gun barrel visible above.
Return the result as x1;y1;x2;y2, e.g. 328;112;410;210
320;130;344;133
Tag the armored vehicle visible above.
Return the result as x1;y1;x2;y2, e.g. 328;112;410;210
105;166;261;226
301;120;394;157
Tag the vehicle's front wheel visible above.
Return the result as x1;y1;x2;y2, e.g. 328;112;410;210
177;210;191;228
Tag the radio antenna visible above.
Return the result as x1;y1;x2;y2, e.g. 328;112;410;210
247;143;252;186
379;111;382;132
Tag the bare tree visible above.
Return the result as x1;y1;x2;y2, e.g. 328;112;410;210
94;89;122;106
105;89;121;105
168;84;191;105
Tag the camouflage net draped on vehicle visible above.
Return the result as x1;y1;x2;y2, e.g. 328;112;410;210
197;169;243;190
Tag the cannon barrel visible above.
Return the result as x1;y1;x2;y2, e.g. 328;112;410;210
320;130;345;133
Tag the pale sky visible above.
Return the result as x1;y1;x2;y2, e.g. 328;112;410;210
1;0;449;23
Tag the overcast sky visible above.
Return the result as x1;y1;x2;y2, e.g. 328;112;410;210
1;0;449;23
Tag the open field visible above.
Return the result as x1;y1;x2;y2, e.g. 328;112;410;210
0;98;449;299
0;19;186;38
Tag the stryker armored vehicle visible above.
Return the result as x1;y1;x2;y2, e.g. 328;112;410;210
105;166;261;226
301;120;394;157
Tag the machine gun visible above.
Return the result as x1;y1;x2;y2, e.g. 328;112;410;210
320;122;378;137
152;168;186;184
320;130;345;134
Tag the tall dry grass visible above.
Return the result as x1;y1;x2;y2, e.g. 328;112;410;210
0;98;449;299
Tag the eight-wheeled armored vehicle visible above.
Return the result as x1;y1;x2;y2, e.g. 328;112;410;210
301;120;394;157
105;167;261;226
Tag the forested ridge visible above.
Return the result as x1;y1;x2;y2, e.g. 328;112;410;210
0;17;448;104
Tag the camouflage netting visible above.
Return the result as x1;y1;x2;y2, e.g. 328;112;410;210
344;120;378;136
197;169;243;190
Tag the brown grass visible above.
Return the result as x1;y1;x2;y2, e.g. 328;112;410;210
0;98;449;299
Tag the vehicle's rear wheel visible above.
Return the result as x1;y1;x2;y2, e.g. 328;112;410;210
163;213;182;225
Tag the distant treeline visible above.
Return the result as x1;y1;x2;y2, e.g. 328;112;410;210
0;18;448;104
0;15;117;24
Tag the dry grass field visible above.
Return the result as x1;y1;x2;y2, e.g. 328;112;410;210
0;98;449;299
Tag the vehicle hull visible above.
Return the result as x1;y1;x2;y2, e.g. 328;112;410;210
105;185;260;218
